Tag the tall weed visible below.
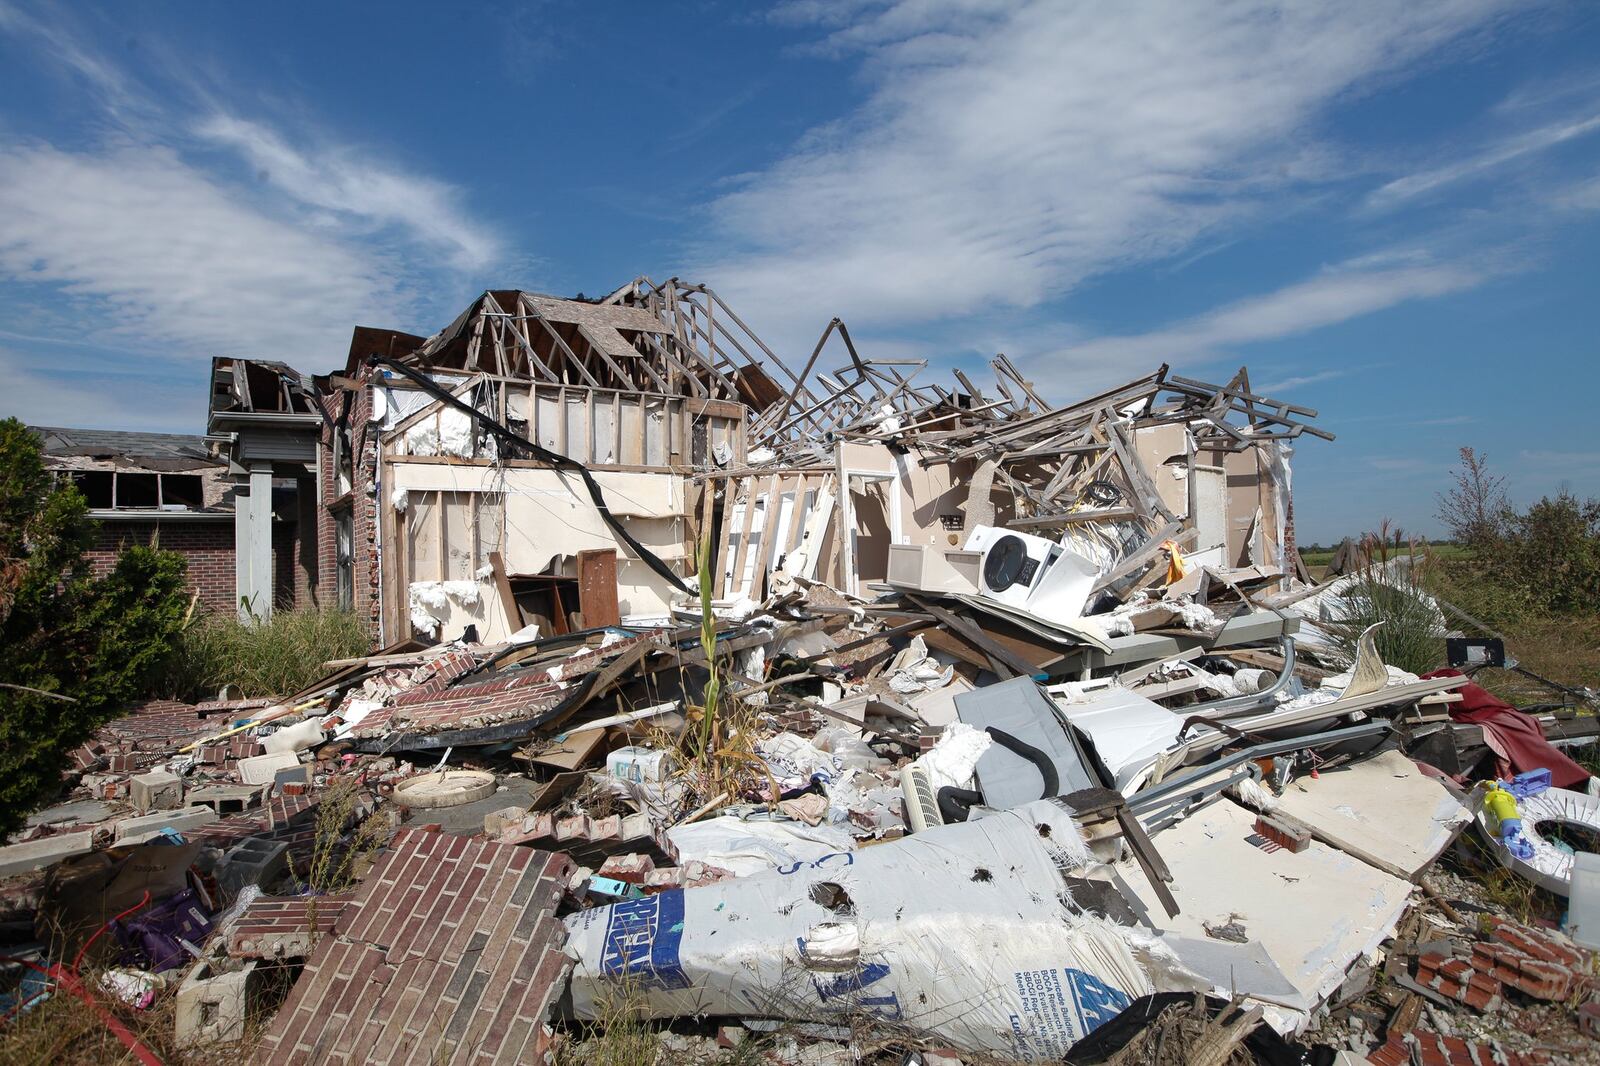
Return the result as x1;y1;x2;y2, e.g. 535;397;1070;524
1323;524;1445;675
162;607;371;700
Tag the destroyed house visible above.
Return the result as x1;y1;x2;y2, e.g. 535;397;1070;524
204;357;324;616
200;275;1328;647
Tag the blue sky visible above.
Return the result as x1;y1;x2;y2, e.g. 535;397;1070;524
0;1;1597;544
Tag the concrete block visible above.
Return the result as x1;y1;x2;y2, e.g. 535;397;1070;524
273;764;311;789
483;805;528;837
237;751;301;786
0;831;95;877
217;838;289;897
175;957;261;1048
597;853;656;884
82;774;123;800
130;769;183;812
187;783;265;815
112;806;220;845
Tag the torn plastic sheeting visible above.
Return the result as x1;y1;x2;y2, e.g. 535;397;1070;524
566;800;1164;1061
756;732;842;789
666;817;856;878
886;635;954;695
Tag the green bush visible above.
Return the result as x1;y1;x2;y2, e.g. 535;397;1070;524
0;419;191;837
1496;492;1600;616
164;606;372;701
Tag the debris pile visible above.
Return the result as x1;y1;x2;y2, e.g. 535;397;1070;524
5;278;1599;1064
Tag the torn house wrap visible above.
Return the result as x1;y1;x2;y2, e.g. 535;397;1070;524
563;799;1163;1061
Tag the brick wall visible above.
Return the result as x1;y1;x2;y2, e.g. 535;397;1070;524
318;377;382;643
84;521;237;614
273;518;297;610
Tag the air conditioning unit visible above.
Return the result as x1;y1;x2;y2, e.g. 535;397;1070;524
964;525;1102;624
886;544;982;594
965;527;1062;608
900;762;943;834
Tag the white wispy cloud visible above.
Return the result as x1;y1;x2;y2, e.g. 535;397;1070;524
1367;112;1600;210
1368;456;1435;473
700;0;1516;341
0;0;143;118
0;347;203;431
1042;257;1485;367
0;6;500;372
195;115;500;271
0;143;402;357
1255;369;1346;393
1519;448;1600;470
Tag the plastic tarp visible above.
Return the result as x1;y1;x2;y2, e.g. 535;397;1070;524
566;800;1166;1061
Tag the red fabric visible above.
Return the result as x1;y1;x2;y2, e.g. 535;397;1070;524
1423;669;1590;788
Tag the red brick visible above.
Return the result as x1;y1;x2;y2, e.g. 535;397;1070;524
253;829;570;1066
1254;815;1311;853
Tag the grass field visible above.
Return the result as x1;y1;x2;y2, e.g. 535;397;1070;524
1298;542;1474;569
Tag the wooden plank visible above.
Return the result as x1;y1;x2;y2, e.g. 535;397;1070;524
487;550;524;631
752;474;783;599
920;627;997;673
715;476;739;597
835;452;856;594
779;474;810;571
528;726;609;771
576;548;621;628
728;475;760;599
904;595;1036;679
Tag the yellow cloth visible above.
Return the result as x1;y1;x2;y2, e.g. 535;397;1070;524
1161;539;1188;584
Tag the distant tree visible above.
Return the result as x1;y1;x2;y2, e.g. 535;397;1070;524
1435;447;1509;548
0;419;191;837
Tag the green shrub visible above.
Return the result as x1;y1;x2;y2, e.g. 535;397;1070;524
0;419;191;837
1496;492;1600;616
164;606;371;700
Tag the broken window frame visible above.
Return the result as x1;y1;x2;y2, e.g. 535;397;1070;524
334;506;354;611
55;469;209;511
